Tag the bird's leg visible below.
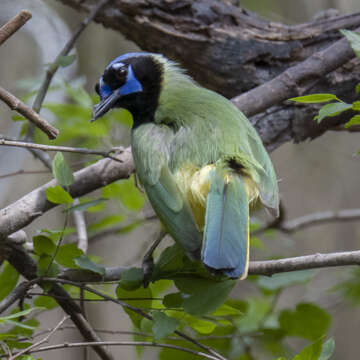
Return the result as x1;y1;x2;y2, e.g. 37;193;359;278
142;229;167;287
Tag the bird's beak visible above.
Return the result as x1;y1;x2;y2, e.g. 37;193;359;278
91;89;122;122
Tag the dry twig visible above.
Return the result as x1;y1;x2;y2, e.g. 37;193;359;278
0;10;32;46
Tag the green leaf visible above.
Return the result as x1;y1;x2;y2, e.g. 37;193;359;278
315;102;352;123
293;337;323;360
356;83;360;94
46;185;74;204
174;278;236;315
118;268;144;290
257;270;313;291
289;94;339;103
102;176;145;211
185;315;216;334
52;152;74;186
65;198;108;213
0;308;40;323
211;303;242;316
55;244;83;268
345;115;360;128
74;255;105;276
11;114;26;122
56;54;77;68
64;83;93;108
235;297;270;333
0;261;19;301
34;295;58;310
153;244;184;277
116;286;153;328
88;214;125;232
352;101;360;111
33;235;56;256
279;303;331;340
163;292;183;308
319;338;335;360
340;29;360;57
37;254;60;277
152;311;180;340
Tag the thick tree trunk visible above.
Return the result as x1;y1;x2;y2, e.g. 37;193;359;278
57;0;360;149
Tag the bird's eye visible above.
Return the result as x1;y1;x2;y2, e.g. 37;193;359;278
115;66;128;80
95;83;100;95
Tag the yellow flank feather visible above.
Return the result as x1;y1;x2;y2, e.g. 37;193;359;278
174;164;259;230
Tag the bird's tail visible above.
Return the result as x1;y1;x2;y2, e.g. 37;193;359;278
202;167;249;279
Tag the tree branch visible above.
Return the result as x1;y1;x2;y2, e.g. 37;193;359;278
56;0;360;150
0;10;32;46
0;86;59;139
0;148;133;239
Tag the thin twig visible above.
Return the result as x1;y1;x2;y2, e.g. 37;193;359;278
0;86;59;139
9;341;220;360
0;169;51;180
9;316;70;360
0;138;122;159
0;10;32;46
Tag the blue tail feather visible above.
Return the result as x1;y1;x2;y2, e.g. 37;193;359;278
202;168;249;279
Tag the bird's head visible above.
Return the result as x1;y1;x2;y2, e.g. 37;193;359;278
92;52;168;126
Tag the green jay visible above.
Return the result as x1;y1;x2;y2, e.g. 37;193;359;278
92;52;279;279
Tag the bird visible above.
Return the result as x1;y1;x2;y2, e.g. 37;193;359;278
92;52;279;279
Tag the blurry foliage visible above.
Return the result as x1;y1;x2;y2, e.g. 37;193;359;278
4;32;360;358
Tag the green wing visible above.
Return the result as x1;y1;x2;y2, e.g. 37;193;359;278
131;123;202;259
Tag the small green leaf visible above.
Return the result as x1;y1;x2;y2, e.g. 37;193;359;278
11;114;26;122
211;303;242;316
185;315;216;334
116;286;153;328
37;255;59;277
74;255;105;275
163;292;183;308
65;198;108;213
352;101;360;111
315;102;352;123
0;308;40;322
293;337;323;360
289;94;339;103
355;83;360;94
175;278;236;315
55;244;83;268
279;303;331;340
89;214;125;232
102;176;145;211
340;29;360;58
319;338;335;360
345;115;360;128
34;295;58;310
257;270;313;291
0;262;19;301
33;235;56;256
152;311;180;340
46;185;74;204
56;54;77;68
52;152;74;186
118;268;144;290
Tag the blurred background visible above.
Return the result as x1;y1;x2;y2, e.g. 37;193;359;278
0;0;359;359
